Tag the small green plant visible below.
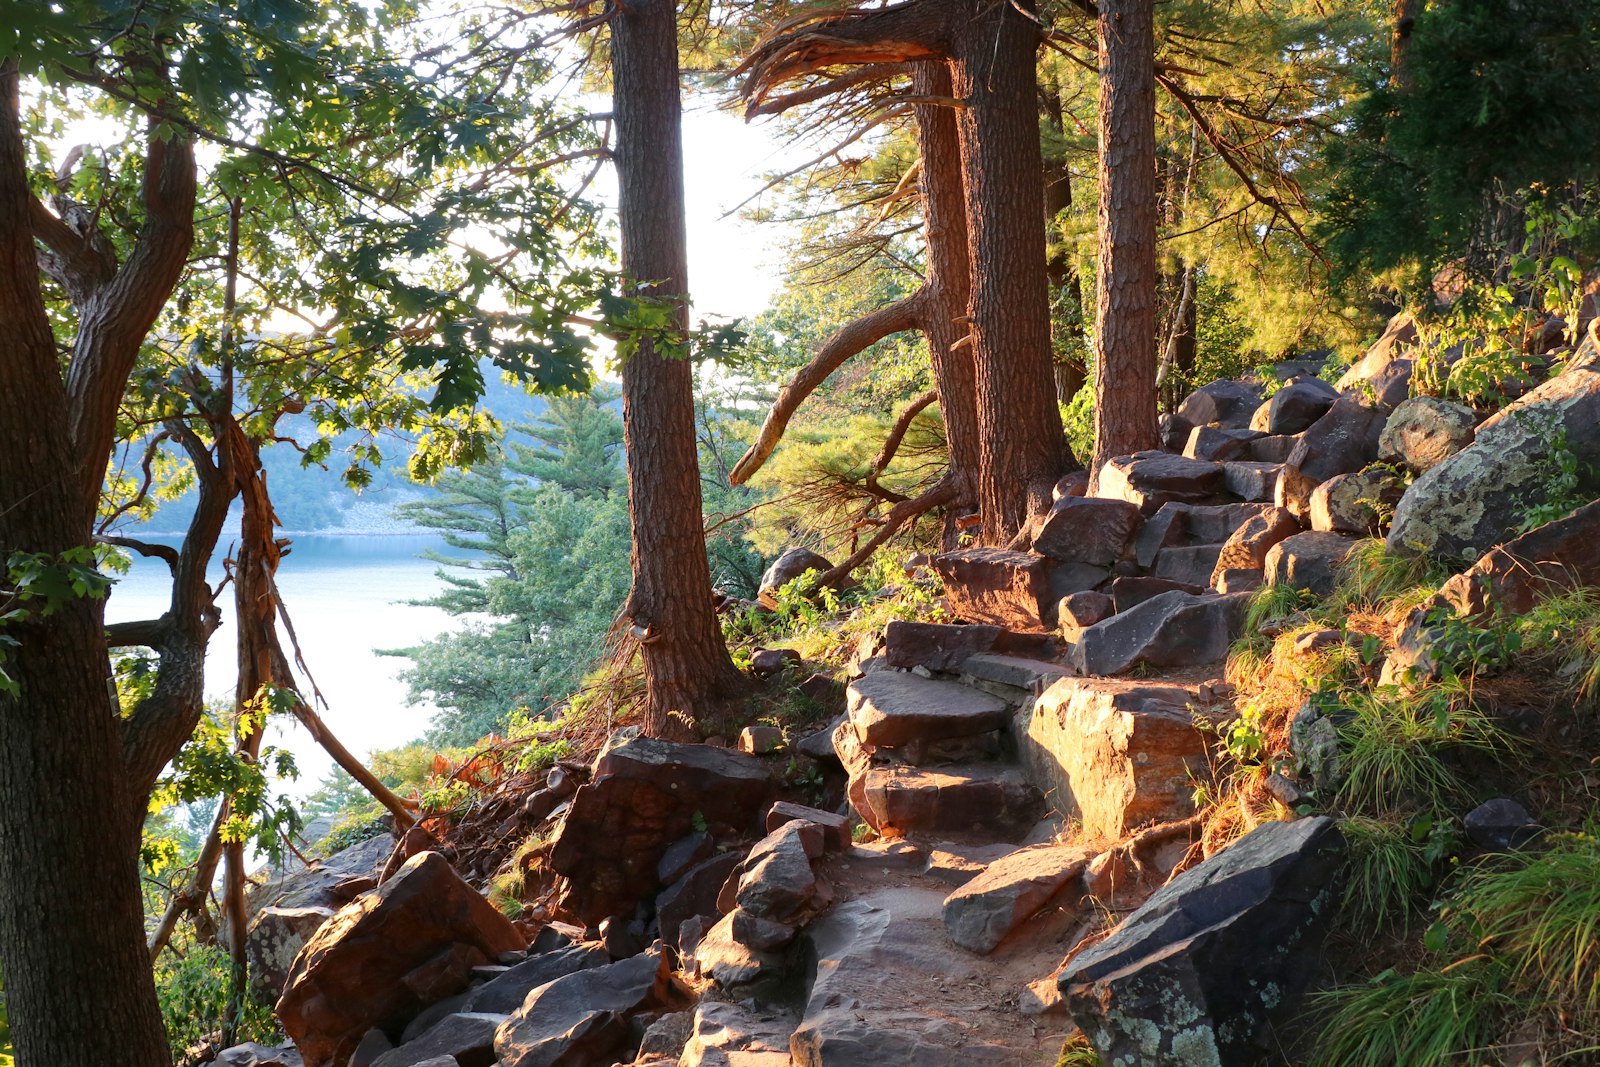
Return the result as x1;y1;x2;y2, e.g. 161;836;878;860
1512;416;1589;534
1423;605;1523;679
1516;588;1600;703
1340;813;1459;930
1332;538;1452;614
1310;958;1512;1067
1055;1033;1103;1067
153;943;278;1059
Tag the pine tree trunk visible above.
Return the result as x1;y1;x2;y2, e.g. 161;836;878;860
612;0;746;739
949;0;1065;543
1091;0;1161;475
911;61;978;514
0;60;173;1067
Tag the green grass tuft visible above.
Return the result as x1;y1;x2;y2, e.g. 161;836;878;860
1332;538;1454;614
1340;814;1456;930
1310;958;1513;1067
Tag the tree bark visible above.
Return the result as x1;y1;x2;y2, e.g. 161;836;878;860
612;0;747;738
1390;0;1424;92
947;0;1064;541
0;59;173;1067
1091;0;1162;477
911;60;979;515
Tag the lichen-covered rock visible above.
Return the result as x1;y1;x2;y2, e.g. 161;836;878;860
1378;396;1476;473
1309;468;1406;536
247;905;334;996
1277;399;1387;520
1061;817;1346;1067
1016;678;1208;839
1388;335;1600;559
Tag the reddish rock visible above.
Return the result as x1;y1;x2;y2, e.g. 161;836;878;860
1310;469;1405;536
1184;425;1262;462
1440;499;1600;618
930;548;1061;631
656;852;744;951
737;725;784;754
1017;678;1209;839
942;844;1093;954
1097;452;1225;514
1053;470;1090;501
1176;379;1261;430
1059;590;1115;630
1109;576;1206;614
1151;544;1225;588
847;671;1009;749
275;852;524;1067
493;952;683;1067
859;765;1043;838
1213;568;1263;594
1071;591;1248;676
882;619;1002;671
747;647;801;677
1220;461;1282;502
1250;377;1338;435
1033;496;1145;566
1277;399;1386;520
1210;506;1301;584
549;736;773;925
767;801;851;852
1337;311;1418;409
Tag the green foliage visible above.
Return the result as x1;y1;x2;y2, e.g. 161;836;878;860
0;964;10;1065
153;943;277;1059
1061;385;1096;467
0;547;112;693
1515;589;1600;704
1340;813;1458;931
1055;1033;1102;1067
1420;605;1524;680
1317;833;1600;1065
1332;538;1453;615
1332;682;1508;818
1320;0;1600;288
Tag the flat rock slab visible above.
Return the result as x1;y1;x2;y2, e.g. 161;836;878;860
942;843;1094;954
847;671;1009;748
1098;452;1224;514
461;944;609;1015
1032;496;1145;566
957;653;1074;701
790;889;1032;1066
682;999;795;1067
372;1012;505;1067
859;765;1043;838
1062;817;1346;1067
1070;590;1249;677
1152;543;1225;588
1017;677;1207;839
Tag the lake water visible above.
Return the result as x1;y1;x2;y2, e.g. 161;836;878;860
105;534;461;801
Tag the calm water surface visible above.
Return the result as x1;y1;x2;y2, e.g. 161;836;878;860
105;533;460;799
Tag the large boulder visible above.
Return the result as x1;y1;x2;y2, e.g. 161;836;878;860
881;620;1054;672
247;905;335;996
1250;377;1338;435
1032;496;1145;566
758;547;834;607
1378;396;1476;473
680;999;794;1067
1016;678;1209;838
1388;331;1600;559
494;952;682;1067
1062;817;1346;1067
372;1012;505;1067
858;765;1043;838
460;944;610;1015
1336;311;1418;409
250;834;395;915
1211;506;1301;585
1264;531;1357;597
275;852;526;1067
1068;591;1249;677
1439;499;1600;618
549;735;773;925
1310;468;1406;536
790;890;1044;1065
929;548;1068;632
1097;452;1225;514
1177;379;1262;430
1277;398;1386;520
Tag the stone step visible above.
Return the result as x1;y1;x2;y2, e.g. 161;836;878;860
858;764;1044;838
846;671;1010;749
1150;543;1225;587
956;652;1073;703
1067;589;1249;677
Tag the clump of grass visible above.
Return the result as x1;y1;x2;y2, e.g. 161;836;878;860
1340;814;1457;930
1310;958;1513;1067
1516;588;1600;705
1333;538;1453;615
1055;1034;1102;1067
1334;682;1509;817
